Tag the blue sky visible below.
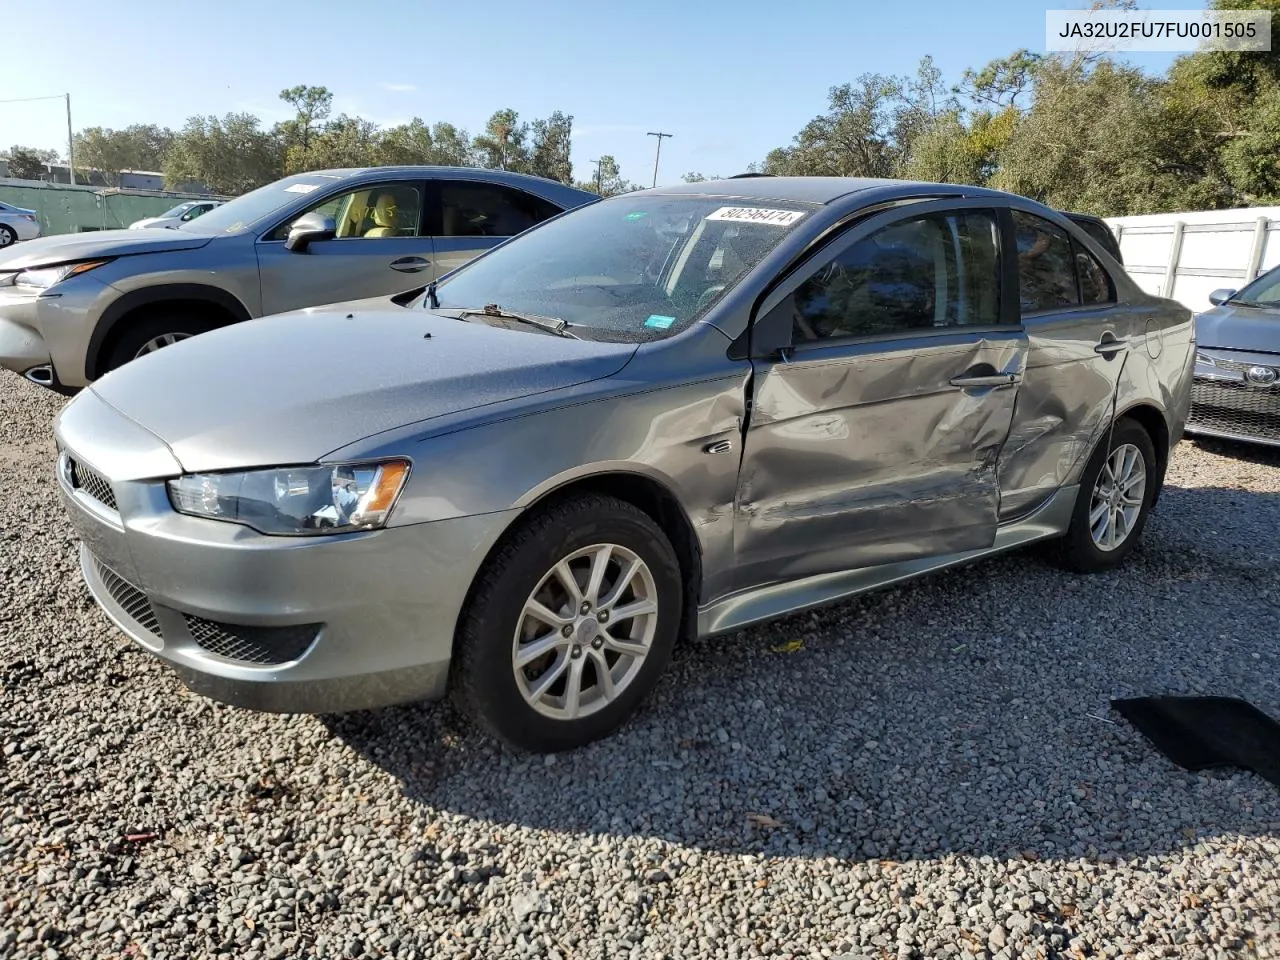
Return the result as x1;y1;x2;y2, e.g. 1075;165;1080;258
5;0;1200;186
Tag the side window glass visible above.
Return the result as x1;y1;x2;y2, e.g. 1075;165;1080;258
268;184;421;241
792;210;1002;342
1074;241;1114;305
1013;210;1079;314
439;182;562;238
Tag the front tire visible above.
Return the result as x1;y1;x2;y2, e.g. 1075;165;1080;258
100;310;224;376
1057;417;1158;573
450;494;683;752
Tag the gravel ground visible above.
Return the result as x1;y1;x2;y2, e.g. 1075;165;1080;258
2;368;1279;960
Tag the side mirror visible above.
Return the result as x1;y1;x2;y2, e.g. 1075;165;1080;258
1208;288;1236;306
284;212;337;252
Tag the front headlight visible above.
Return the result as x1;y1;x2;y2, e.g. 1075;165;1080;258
166;459;411;536
15;259;112;290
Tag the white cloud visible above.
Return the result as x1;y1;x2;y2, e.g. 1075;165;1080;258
380;83;418;93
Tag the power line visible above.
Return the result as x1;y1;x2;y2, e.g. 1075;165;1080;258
646;131;673;188
0;95;65;105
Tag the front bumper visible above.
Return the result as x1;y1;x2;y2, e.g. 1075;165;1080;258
54;389;518;713
0;276;115;388
1186;350;1280;446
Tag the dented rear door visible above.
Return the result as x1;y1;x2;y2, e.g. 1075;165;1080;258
730;200;1027;591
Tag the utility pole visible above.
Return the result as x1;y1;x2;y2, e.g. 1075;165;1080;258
590;158;604;196
646;131;672;188
65;94;75;186
0;93;76;183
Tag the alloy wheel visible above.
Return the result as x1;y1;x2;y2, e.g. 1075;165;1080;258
1089;442;1147;552
134;332;192;358
512;543;659;720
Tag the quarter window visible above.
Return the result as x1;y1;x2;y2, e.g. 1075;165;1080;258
1075;242;1114;305
439;182;561;238
792;210;1003;342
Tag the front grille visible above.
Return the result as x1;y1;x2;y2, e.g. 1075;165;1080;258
184;616;320;666
1189;378;1280;441
68;456;118;511
1206;356;1279;377
93;560;162;637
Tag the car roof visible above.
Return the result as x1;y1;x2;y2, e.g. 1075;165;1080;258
294;165;596;196
635;175;1016;206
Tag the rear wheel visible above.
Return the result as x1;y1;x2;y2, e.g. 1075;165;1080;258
100;310;226;376
0;225;16;248
1056;418;1157;573
450;494;683;752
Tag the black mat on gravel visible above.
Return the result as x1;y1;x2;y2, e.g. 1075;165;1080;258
1111;696;1280;788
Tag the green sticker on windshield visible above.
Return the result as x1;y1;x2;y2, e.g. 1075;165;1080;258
624;211;648;221
644;314;676;329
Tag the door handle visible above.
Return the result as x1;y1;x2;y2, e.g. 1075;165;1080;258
1094;336;1127;356
703;439;734;455
949;373;1020;389
390;256;431;273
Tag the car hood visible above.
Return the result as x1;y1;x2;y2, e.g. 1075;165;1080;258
88;299;639;473
0;226;211;269
1196;302;1280;353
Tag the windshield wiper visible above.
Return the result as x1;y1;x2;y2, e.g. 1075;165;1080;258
458;303;577;338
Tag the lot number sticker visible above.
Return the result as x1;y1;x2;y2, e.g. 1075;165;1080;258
707;206;804;226
284;183;321;194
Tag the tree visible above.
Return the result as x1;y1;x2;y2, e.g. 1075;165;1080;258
164;113;283;194
5;146;57;180
681;172;723;182
528;111;574;183
955;50;1043;109
74;124;174;186
573;155;640;197
278;85;333;173
473;108;530;171
305;115;380;171
761;74;906;178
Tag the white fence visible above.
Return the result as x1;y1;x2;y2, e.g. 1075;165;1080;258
1104;205;1280;314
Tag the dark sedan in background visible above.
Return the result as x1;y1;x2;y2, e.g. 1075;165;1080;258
1188;264;1280;447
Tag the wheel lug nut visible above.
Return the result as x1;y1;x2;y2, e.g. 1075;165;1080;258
598;610;609;623
591;637;604;649
571;645;583;658
580;601;591;614
561;625;574;638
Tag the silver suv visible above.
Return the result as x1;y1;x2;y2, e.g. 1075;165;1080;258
0;166;596;391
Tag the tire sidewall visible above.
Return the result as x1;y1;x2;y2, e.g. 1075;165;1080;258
102;311;222;374
0;225;15;247
459;501;683;752
1069;419;1158;570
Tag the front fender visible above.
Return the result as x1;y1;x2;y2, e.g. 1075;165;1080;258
335;372;750;601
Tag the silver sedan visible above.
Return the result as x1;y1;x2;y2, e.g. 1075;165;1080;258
53;176;1195;751
0;201;42;247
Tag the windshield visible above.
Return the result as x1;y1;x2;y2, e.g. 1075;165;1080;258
1229;265;1280;308
178;173;344;236
429;195;813;340
160;202;196;218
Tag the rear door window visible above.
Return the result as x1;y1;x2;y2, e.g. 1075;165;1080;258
439;181;562;238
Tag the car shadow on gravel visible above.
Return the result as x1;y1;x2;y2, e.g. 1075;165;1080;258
1187;435;1280;467
326;480;1280;866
